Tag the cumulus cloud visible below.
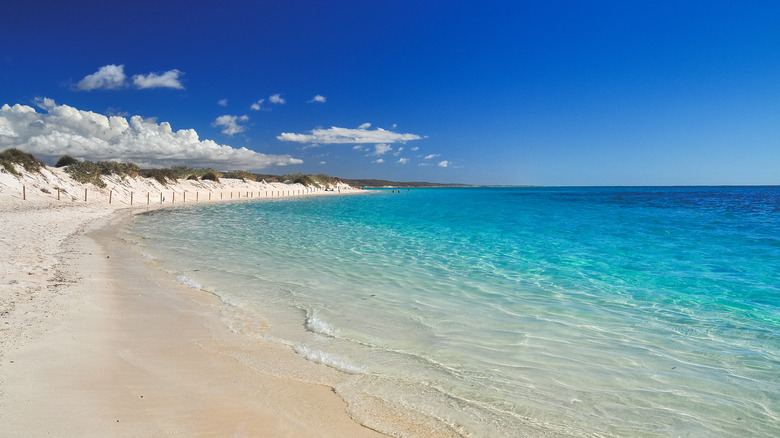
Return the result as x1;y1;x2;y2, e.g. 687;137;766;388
425;153;441;159
75;65;185;91
76;64;127;90
278;125;423;145
250;99;265;110
218;99;228;106
438;160;450;167
213;115;249;136
411;146;419;151
373;144;392;155
0;99;300;170
132;69;184;89
398;158;409;164
373;158;384;163
352;145;364;151
308;95;326;103
269;94;286;104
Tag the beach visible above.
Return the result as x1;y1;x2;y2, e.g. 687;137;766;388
3;168;778;437
0;170;390;437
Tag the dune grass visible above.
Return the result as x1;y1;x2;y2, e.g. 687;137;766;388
0;148;44;176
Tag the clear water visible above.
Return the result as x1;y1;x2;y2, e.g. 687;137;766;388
127;187;780;437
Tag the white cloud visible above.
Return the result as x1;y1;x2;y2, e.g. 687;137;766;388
0;122;18;137
269;94;286;104
132;69;184;89
352;145;364;151
309;95;326;103
218;99;228;106
373;158;384;163
0;99;300;170
425;153;441;159
411;146;419;151
213;115;249;136
76;64;127;90
250;99;265;111
278;125;423;145
320;161;326;165
398;158;409;164
438;160;450;167
374;144;392;155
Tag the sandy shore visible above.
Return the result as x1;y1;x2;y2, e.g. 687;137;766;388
0;168;389;436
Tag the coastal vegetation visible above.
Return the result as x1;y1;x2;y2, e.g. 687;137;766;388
0;148;353;188
0;148;44;176
54;155;79;168
142;168;177;185
222;170;256;182
64;158;140;188
280;173;343;188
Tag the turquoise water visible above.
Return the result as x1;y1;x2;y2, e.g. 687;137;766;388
128;187;780;437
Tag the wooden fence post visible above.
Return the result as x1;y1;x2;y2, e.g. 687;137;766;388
85;188;88;202
109;190;112;204
131;192;134;205
57;187;60;200
23;186;26;200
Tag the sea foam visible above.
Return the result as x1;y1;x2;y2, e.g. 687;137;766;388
293;344;365;374
175;274;203;290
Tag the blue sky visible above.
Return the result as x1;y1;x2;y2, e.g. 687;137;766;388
2;1;779;185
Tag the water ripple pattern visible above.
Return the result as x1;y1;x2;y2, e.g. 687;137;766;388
128;187;780;437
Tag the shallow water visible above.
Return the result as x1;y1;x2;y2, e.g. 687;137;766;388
128;187;780;437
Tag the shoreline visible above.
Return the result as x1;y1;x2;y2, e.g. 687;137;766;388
0;203;390;436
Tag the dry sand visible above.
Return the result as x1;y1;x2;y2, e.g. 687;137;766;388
0;166;387;437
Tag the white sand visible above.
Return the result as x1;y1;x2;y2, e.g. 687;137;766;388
0;165;357;206
0;165;393;437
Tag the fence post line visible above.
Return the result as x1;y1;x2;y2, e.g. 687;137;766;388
23;186;26;200
147;192;150;205
109;190;112;204
85;188;88;202
57;187;60;200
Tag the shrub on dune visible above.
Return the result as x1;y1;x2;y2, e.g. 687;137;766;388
0;148;44;176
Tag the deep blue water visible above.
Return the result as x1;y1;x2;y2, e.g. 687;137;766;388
128;186;780;437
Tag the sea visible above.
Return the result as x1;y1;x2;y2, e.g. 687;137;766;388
126;186;779;437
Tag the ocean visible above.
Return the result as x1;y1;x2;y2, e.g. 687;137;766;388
126;186;780;437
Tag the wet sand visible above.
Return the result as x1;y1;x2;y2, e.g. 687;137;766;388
0;203;386;437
